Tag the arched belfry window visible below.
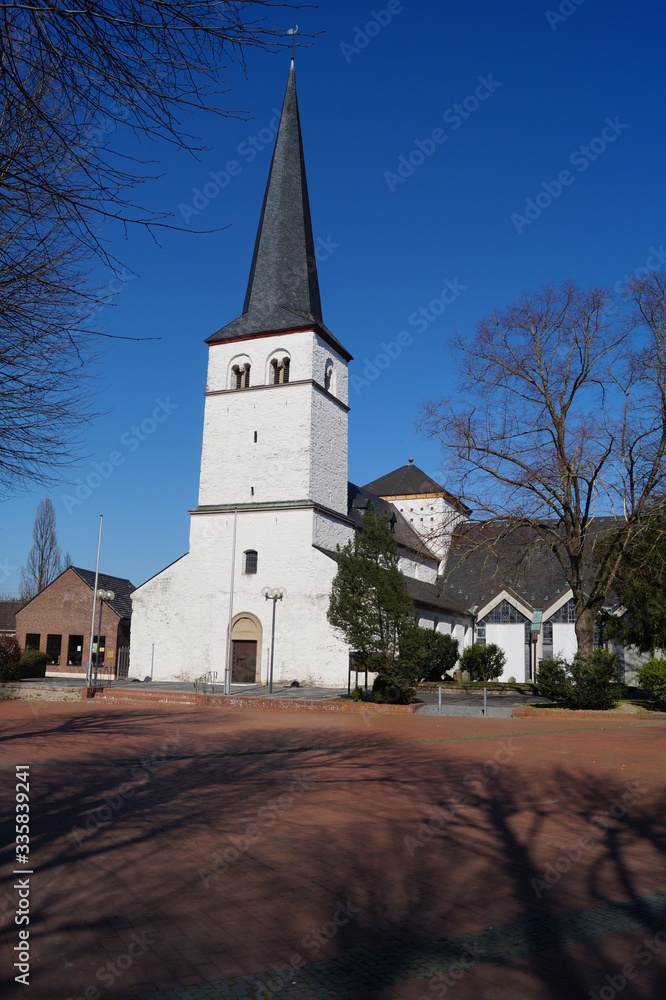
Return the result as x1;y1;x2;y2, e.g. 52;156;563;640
324;360;335;393
232;362;251;390
270;356;290;385
243;550;258;575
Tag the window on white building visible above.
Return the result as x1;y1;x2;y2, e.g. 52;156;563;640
271;357;290;384
232;363;251;389
244;550;258;575
549;598;577;623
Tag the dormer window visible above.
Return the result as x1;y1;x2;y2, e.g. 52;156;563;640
271;357;290;384
232;363;251;389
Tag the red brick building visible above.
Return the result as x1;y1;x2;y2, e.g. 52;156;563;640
15;567;134;678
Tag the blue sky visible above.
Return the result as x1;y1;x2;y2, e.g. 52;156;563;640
2;0;665;592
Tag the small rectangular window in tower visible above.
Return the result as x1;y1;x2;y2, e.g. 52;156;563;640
244;550;258;575
254;431;258;443
251;486;255;496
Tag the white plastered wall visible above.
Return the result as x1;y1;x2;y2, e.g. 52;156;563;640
552;623;577;662
399;550;438;583
486;623;526;682
390;496;468;569
199;385;314;506
198;329;349;513
130;508;351;686
309;387;348;516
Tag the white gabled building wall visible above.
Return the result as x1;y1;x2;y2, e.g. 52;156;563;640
389;495;468;570
130;507;354;686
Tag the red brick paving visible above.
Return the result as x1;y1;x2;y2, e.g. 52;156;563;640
0;699;665;999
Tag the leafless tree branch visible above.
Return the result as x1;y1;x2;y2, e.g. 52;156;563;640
419;278;666;654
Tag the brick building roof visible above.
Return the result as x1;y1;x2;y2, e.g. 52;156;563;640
70;568;136;619
17;567;136;620
0;599;23;633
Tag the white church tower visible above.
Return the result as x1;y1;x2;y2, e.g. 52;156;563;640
130;62;355;686
199;61;351;515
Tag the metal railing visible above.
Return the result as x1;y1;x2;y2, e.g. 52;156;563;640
116;646;130;679
194;670;218;695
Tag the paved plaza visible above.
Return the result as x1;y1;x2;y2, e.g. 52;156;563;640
1;698;665;998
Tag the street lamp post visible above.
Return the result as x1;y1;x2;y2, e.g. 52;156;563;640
262;587;285;694
93;589;115;685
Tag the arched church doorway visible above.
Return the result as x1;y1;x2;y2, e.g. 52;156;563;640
231;613;263;683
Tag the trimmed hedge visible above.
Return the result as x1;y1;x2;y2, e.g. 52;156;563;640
18;649;48;679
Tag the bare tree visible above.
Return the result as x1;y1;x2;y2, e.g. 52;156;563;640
0;2;311;257
419;274;666;656
0;66;104;493
19;498;62;601
0;2;310;494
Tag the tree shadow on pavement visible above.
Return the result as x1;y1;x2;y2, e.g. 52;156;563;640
1;709;665;999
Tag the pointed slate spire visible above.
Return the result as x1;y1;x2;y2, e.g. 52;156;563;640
242;60;322;323
208;62;350;359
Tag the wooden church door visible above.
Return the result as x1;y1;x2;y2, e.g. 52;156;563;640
232;641;257;682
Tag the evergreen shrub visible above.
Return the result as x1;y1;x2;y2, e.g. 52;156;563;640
638;657;666;710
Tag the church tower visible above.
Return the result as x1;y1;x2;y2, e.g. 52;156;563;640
130;62;355;689
197;62;352;516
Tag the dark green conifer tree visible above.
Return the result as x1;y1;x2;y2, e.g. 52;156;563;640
327;506;415;669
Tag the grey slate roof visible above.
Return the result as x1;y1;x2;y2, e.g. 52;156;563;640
404;577;471;616
443;522;566;613
207;63;352;362
70;568;136;619
443;519;623;615
363;463;471;514
348;483;439;562
0;600;22;632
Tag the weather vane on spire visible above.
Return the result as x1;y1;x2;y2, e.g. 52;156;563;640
287;25;298;60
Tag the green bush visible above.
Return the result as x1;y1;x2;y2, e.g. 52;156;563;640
400;627;459;683
350;685;363;702
459;642;506;682
638;657;666;710
567;650;621;709
372;663;416;705
19;649;48;679
538;650;621;709
537;656;572;702
0;635;22;682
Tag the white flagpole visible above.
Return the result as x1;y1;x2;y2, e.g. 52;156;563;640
225;508;238;694
86;514;103;686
